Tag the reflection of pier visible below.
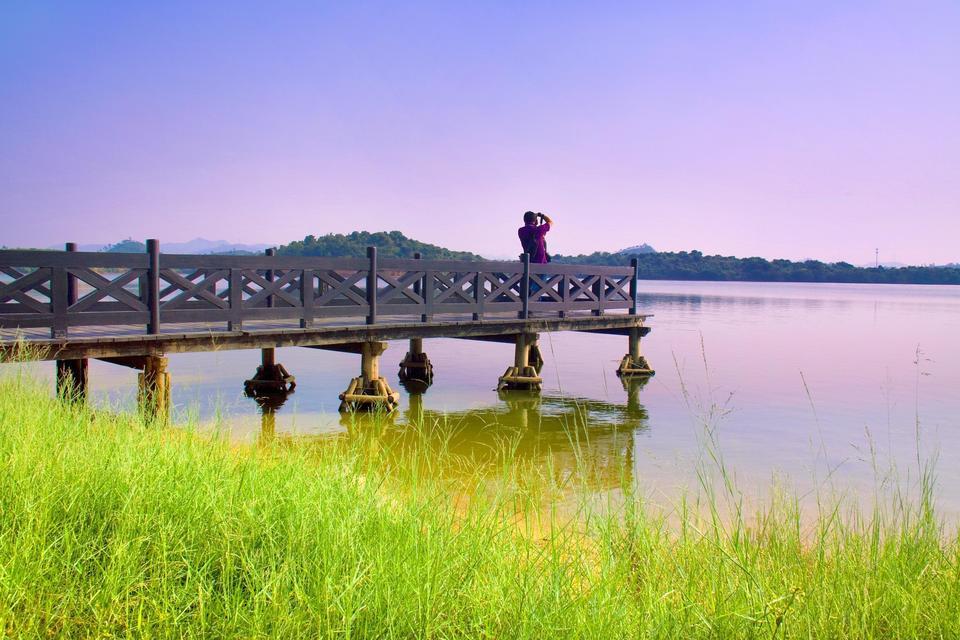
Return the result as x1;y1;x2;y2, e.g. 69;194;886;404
250;375;653;492
253;391;292;446
2;243;654;417
346;385;650;491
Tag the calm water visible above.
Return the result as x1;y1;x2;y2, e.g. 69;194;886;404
10;280;960;514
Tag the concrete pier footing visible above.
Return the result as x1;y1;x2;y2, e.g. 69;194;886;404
398;337;434;385
616;327;655;377
528;336;544;373
497;333;543;391
339;341;400;412
244;348;296;395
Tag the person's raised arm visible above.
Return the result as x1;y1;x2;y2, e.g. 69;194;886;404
538;212;554;226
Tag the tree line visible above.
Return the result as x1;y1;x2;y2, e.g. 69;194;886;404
58;232;960;285
552;250;960;284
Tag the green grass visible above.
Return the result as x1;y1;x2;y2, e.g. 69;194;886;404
1;373;958;638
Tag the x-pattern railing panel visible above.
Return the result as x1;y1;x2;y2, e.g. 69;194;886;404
604;274;632;302
0;248;641;336
432;271;477;305
0;267;54;313
242;269;302;308
69;268;147;313
484;272;523;303
315;270;368;307
529;273;565;303
568;274;600;302
377;270;425;306
159;269;229;310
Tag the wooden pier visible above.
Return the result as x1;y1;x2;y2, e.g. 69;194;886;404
0;242;654;414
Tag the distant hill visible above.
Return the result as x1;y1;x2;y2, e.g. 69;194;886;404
275;231;483;261
49;238;272;254
103;239;146;253
166;238;272;254
101;238;271;254
617;243;656;255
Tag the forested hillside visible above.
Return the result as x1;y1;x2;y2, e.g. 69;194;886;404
275;231;483;260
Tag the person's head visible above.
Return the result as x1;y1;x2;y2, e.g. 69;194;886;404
523;211;537;225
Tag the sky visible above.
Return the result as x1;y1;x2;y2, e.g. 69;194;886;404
1;1;958;264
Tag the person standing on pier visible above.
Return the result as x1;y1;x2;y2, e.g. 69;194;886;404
518;211;553;263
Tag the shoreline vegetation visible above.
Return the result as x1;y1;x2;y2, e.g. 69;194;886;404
553;250;960;285
2;374;958;637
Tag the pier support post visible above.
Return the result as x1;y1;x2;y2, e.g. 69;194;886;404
138;355;171;420
339;341;400;412
244;347;296;396
528;335;544;373
497;333;543;391
55;358;88;402
398;337;434;385
617;327;655;377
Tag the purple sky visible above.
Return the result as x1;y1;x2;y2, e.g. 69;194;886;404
2;2;958;263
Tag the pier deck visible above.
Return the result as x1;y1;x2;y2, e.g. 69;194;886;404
1;242;655;412
3;312;649;361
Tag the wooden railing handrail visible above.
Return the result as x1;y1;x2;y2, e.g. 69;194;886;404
0;242;642;338
0;249;634;275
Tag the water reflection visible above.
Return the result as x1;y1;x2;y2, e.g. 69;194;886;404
253;392;292;446
255;382;651;496
622;375;650;417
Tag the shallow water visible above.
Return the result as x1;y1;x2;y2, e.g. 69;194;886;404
9;280;960;515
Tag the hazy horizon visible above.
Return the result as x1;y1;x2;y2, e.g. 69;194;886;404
14;231;953;267
2;2;958;264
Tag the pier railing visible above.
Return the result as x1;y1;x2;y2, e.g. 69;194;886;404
0;242;641;338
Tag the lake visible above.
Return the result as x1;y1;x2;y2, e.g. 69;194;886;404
9;280;960;516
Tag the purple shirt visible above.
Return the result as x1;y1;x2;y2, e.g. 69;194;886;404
518;222;550;263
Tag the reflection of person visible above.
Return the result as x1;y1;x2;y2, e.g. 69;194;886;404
518;211;553;263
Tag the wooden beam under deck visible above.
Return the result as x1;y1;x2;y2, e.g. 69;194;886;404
2;314;652;362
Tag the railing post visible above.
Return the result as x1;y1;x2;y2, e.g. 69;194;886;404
300;268;314;329
473;270;483;321
265;248;275;309
413;252;422;295
630;257;639;316
49;242;79;340
519;253;530;320
367;246;377;325
50;267;68;339
228;268;243;331
592;272;604;316
147;239;160;334
65;243;77;308
413;252;426;322
559;274;568;318
423;263;433;323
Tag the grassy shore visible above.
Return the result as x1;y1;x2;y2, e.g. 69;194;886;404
1;374;958;638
